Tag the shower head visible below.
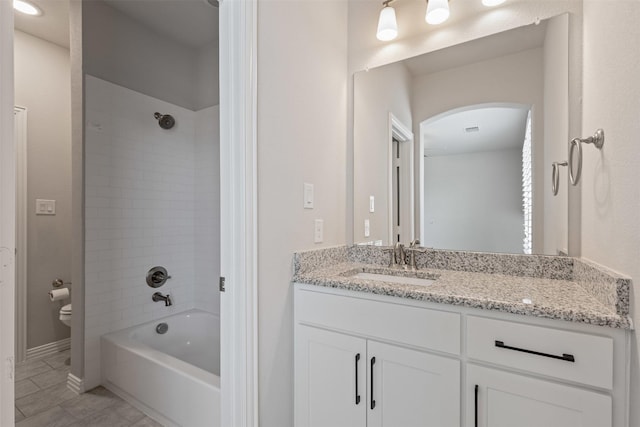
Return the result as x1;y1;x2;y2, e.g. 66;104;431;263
154;112;175;130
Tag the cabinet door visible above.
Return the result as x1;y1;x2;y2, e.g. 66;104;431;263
466;365;612;427
295;325;367;427
368;341;460;427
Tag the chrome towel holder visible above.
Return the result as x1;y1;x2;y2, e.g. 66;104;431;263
551;161;568;196
569;128;605;186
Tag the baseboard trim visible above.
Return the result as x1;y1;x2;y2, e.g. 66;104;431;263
26;338;70;361
67;373;84;395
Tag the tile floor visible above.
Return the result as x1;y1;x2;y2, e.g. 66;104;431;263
15;350;163;427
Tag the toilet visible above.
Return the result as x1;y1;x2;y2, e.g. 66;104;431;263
59;304;72;327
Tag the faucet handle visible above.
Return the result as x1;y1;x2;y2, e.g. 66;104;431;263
382;247;397;267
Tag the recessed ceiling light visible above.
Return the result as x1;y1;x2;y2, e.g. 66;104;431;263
13;0;42;16
482;0;506;6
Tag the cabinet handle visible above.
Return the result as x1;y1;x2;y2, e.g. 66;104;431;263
355;353;361;405
474;384;479;427
494;340;575;362
370;357;376;410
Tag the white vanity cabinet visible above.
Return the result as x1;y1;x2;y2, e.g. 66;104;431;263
294;287;461;427
466;365;611;427
294;284;630;427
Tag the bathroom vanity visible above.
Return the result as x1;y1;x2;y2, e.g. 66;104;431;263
293;246;631;427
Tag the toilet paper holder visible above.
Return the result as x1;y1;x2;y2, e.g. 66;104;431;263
52;279;70;288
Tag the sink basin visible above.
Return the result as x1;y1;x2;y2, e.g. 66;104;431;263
353;272;436;287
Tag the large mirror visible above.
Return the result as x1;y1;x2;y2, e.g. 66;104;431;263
353;14;570;255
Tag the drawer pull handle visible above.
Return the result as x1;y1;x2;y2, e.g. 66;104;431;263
370;357;376;410
474;384;479;427
494;340;575;362
355;353;361;405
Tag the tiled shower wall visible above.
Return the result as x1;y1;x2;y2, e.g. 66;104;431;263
194;106;221;312
83;76;219;389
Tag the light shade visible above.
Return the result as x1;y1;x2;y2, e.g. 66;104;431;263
425;0;449;25
13;0;41;15
377;5;398;41
482;0;506;6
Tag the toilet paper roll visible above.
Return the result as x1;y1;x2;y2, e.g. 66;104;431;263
49;288;69;302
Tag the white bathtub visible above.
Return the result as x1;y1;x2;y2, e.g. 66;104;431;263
101;310;220;427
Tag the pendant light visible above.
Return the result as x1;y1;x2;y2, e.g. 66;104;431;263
377;0;398;41
376;0;506;41
425;0;450;25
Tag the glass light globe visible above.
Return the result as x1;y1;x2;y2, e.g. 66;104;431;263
377;5;398;41
425;0;449;25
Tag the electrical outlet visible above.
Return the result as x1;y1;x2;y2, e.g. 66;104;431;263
314;219;323;243
364;219;370;237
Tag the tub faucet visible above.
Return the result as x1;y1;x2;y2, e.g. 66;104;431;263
152;292;172;306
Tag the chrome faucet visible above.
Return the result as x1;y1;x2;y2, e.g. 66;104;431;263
394;242;407;268
152;292;173;306
407;239;421;270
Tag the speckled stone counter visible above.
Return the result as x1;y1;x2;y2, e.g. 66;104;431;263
293;245;632;329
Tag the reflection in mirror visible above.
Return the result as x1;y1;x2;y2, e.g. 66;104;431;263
353;14;570;255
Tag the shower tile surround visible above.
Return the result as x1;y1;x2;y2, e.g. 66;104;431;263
293;245;632;329
84;76;220;389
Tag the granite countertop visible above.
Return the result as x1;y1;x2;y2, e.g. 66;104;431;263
293;246;633;329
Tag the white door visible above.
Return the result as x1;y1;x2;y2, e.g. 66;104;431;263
295;325;367;427
368;340;460;427
467;364;612;427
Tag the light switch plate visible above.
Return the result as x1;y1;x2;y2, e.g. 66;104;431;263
304;183;314;209
36;199;56;215
369;196;375;213
314;219;323;243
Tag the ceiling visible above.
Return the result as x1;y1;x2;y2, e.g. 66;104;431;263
13;0;218;50
403;20;547;77
14;0;70;48
104;0;218;48
422;105;530;157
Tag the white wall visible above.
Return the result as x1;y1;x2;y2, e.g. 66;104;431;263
353;61;412;244
194;105;220;313
14;30;72;348
256;0;348;425
580;2;640;425
543;14;569;255
83;76;218;389
424;148;523;253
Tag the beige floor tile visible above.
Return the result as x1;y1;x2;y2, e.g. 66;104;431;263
30;368;69;389
15;406;78;427
131;416;165;427
15;382;77;418
15;379;40;399
59;386;121;420
15;360;52;381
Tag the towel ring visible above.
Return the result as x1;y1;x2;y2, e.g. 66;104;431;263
569;128;604;186
551;161;568;196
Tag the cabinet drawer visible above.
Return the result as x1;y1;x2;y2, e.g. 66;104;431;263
296;288;461;355
467;316;613;389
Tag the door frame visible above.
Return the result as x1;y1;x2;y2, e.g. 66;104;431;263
0;1;16;424
14;106;27;364
219;0;259;425
388;113;414;245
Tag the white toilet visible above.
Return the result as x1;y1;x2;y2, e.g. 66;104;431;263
59;304;72;327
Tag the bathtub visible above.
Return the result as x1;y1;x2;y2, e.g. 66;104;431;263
101;309;220;427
